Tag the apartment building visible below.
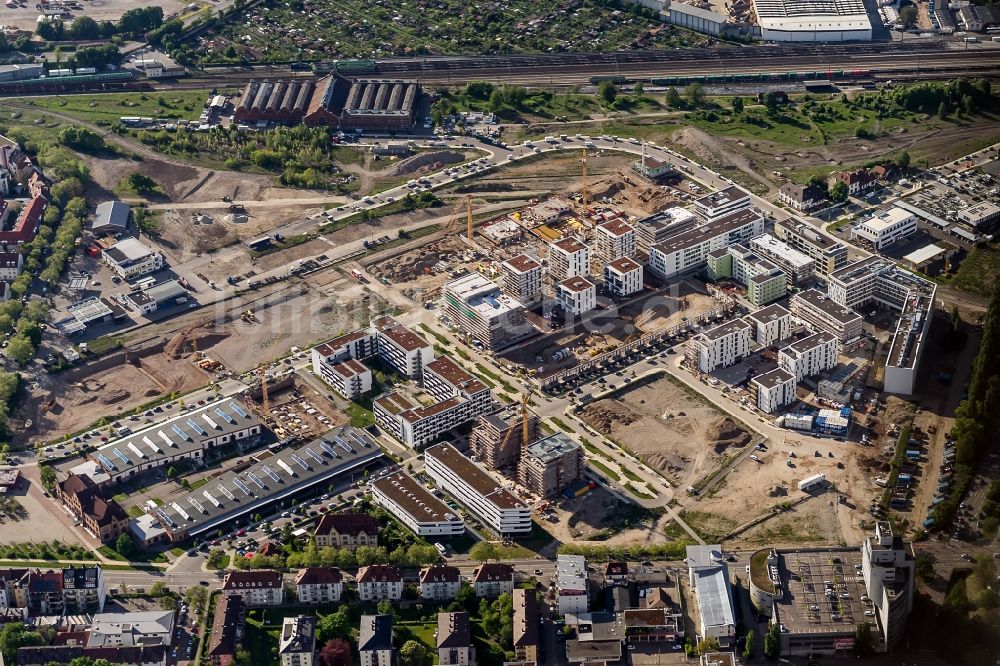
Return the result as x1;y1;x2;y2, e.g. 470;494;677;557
0;566;106;615
549;236;590;281
831;168;875;196
294;567;343;604
749;234;815;285
603;257;643;298
861;522;915;651
778;331;838;381
317;357;372;399
358;615;394;666
0;252;22;281
789;289;863;344
279;616;316;666
593;219;636;264
647;209;765;280
471;563;515;598
744;303;792;348
311;329;377;366
207;595;243;666
633;206;697;254
851;207;917;250
221;571;283;607
557;276;597;316
556;555;589;616
513;588;540;664
437;612;475;666
356;565;403;601
313;513;380;550
88;610;174;648
692;186;751;222
425;443;531;535
420;564;462;601
375;388;492;448
501;254;543;305
884;286;934;395
442;272;531;351
469;403;541;471
751;368;797;413
707;245;787;307
686;319;752;374
371;472;465;538
371;316;435;380
56;473;129;544
773;218;848;276
518;433;584;499
424;356;493;415
777;182;826;212
102;238;165;279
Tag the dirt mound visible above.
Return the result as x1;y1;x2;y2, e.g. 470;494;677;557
581;402;639;434
390;150;464;177
368;237;467;283
671;127;771;190
164;325;232;360
101;388;131;404
857;455;889;472
706;417;751;451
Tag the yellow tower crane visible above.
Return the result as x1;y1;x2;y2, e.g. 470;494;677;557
499;392;534;463
257;366;270;423
581;147;589;208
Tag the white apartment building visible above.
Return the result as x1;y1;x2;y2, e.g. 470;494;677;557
0;252;23;281
425;443;531;535
371;472;465;537
634;206;698;253
279;616;316;666
359;615;394;666
751;368;797;413
774;218;849;276
471;563;515;598
102;238;165;279
294;567;343;604
686;319;752;374
604;257;643;298
851;207;917;250
420;564;462;601
556;554;589;616
861;522;915;651
647;209;765;280
371;316;435;380
501;254;543;305
749;233;815;285
593;219;636;264
221;571;284;607
549;236;590;280
557;276;597;316
442;272;530;351
778;331;838;381
789;289;864;344
744;303;792;348
311;329;378;365
692;186;752;222
317;357;372;399
356;565;404;601
423;356;493;415
88;610;175;648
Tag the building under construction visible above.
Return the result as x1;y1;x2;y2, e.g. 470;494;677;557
469;401;541;471
518;432;584;499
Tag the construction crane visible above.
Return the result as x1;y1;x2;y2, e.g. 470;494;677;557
580;147;589;208
445;194;475;241
498;392;533;463
257;366;270;423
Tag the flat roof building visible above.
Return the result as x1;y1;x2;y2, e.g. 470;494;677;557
851;207;917;250
501;254;543;306
752;368;797;413
557;276;597;317
693;186;752;222
593;218;636;265
371;315;435;380
789;289;864;345
518;432;584;499
774;218;848;276
648;209;765;280
687;545;736;647
604;256;643;299
442;272;531;351
370;471;464;537
549;236;590;281
754;0;873;42
744;303;792;348
686;318;752;374
469;403;541;471
749;234;815;286
102;238;164;279
633;206;697;254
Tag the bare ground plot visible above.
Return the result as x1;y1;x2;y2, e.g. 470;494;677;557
452;150;636;200
0;488;87;549
579;374;752;491
733;495;846;548
364;236;476;300
544;486;674;546
0;0;187;25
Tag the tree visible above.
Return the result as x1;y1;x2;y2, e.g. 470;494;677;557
69;15;100;39
696;637;720;655
961;94;974;116
118;6;164;35
206;549;228;570
319;639;351;666
896;150;911;170
399;640;430;666
488;89;505;113
899;5;917;28
376;599;395;617
316;606;351;643
598;80;618;105
39;464;57;491
763;624;781;659
854;622;875;656
115;533;135;558
828;180;849;203
166;466;178;480
665;87;682;108
743;630;756;659
633;82;645;96
5;336;33;365
149;582;168;597
0;623;44;662
731;96;744;114
684;82;705;106
123;172;159;195
58;126;106;153
469;541;499;562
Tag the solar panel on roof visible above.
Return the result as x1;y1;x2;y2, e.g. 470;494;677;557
186;418;207;436
229;402;249;419
172;424;192;441
334;436;353;453
155;508;175;528
351;431;369;447
203;491;221;508
320;441;340;458
96;453;116;470
291;453;309;470
189;497;206;514
171;502;191;521
261;465;281;483
233;477;253;496
216;407;236;424
216;484;236;501
305;448;324;465
246;471;266;489
113;449;131;465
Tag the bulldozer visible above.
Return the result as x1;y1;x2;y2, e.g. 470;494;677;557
240;308;256;323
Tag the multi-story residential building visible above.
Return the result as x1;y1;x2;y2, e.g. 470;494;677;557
647;209;765;280
279;616;316;666
0;566;107;615
437;612;475;666
603;257;643;298
442;272;531;351
773;218;848;277
375;385;493;449
605;562;628;586
556;555;589;616
777;182;826;212
851;207;917;250
371;472;464;538
313;513;380;550
471;563;515;598
686;319;752;374
687;545;736;648
425;443;531;535
778;331;838;381
207;595;243;666
593;219;636;265
707;245;787;307
56;473;129;544
294;567;343;604
221;571;284;607
861;522;915;651
371;316;435;380
831;168;875;196
518;433;584;499
501;254;543;305
789;289;863;345
16;645;168;666
419;564;462;601
359;615;394;666
513;588;539;664
557;276;597;316
633;206;697;254
0;252;22;281
548;237;590;281
88;610;174;647
469;403;541;471
749;234;815;286
751;368;797;413
316;356;372;400
102;238;165;279
356;565;403;601
692;186;751;222
423;356;493;415
744;303;792;348
311;329;378;367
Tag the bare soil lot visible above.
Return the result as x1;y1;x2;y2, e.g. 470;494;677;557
545;485;675;547
1;0;187;25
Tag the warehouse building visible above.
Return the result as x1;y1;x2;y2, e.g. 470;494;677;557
340;79;421;133
687;545;736;647
518;433;584;499
647;209;765;280
370;471;465;538
442;272;531;351
754;0;873;41
774;219;848;277
233;79;315;125
124;279;187;315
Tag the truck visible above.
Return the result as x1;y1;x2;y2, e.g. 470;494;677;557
798;473;826;493
897;473;913;486
905;450;921;460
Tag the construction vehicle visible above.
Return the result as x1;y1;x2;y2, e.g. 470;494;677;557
240;309;256;323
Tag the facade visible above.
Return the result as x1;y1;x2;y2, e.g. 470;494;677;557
556;554;589;616
425;443;532;535
789;289;864;345
593;219;636;265
314;513;380;550
501;254;543;305
777;182;826;211
518;433;584;499
749;234;815;285
437;612;475;666
442;272;530;351
0;566;106;615
687;545;736;647
294;567;343;604
311;329;378;367
356;565;404;601
744;303;792;348
693;186;752;222
469;404;541;471
832;168;875;195
0;252;23;281
686;319;752;374
708;244;787;306
752;368;797;413
851;207;917;250
16;645;168;666
102;238;165;279
371;471;465;538
778;331;838;381
56;473;129;544
958;201;1000;229
634;206;697;254
862;522;915;651
376;371;494;449
420;564;462;601
316;356;372;400
548;237;590;281
647;209;765;280
471;563;515;598
603;257;643;298
93;201;132;234
513;588;540;664
88;610;174;647
371;315;435;380
424;356;493;415
557;276;597;316
207;595;243;666
222;571;283;607
773;219;848;276
279;616;316;666
358;615;394;666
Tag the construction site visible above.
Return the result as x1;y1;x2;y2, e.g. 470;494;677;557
243;372;348;441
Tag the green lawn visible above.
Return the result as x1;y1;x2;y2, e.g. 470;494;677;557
588;459;621;483
23;90;217;125
949;243;1000;296
345;402;375;428
244;610;281;666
